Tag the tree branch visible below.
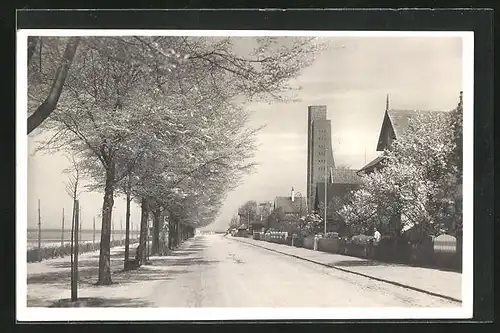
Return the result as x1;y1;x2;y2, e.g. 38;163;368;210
28;36;39;65
28;37;81;134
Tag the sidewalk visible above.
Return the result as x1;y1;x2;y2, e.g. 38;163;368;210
26;242;161;307
233;237;462;302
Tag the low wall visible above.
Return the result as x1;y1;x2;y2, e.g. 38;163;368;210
303;236;315;250
269;233;287;244
318;238;340;253
292;236;304;247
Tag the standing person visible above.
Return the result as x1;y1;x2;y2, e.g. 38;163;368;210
368;227;381;259
373;228;381;244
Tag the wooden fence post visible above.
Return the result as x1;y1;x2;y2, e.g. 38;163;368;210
93;216;96;250
37;199;42;261
61;208;65;248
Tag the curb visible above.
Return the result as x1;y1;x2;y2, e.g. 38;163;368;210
231;237;462;304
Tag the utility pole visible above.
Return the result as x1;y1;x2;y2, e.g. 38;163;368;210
79;204;82;246
37;199;42;259
324;149;328;235
61;208;65;247
92;216;96;249
146;219;150;262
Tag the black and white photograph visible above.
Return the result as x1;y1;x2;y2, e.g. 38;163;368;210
17;28;474;321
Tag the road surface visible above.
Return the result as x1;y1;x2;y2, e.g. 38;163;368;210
27;234;460;308
125;234;458;307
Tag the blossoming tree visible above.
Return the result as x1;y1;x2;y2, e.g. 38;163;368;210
340;104;463;241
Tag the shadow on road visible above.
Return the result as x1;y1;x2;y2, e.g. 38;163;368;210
48;258;109;269
48;297;152;308
329;260;404;267
151;257;220;267
28;237;212;287
28;267;99;285
168;250;198;256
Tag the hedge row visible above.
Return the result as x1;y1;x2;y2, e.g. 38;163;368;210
27;239;138;263
254;233;461;271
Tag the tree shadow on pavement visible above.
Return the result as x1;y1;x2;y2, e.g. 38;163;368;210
77;267;191;287
48;297;152;308
28;267;98;285
148;256;219;267
330;260;402;267
181;245;205;251
28;239;210;288
168;251;198;256
48;258;115;269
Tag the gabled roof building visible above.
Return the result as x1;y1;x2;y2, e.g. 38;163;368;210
274;187;307;216
358;94;459;175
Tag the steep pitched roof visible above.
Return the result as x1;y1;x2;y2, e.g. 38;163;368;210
314;181;361;210
330;168;363;184
376;109;448;151
388;109;448;137
274;196;307;214
357;154;386;174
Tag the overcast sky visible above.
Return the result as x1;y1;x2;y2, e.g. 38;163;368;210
27;36;463;232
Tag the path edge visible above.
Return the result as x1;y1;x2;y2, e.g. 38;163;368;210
231;237;462;304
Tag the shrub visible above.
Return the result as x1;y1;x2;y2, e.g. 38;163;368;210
323;232;339;239
27;239;133;263
351;234;373;245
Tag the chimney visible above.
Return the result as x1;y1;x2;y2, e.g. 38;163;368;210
459;91;463;108
291;187;295;202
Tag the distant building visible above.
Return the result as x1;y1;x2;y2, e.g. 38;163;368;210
236;224;248;237
270;188;307;230
256;202;273;231
307;105;335;211
314;168;363;233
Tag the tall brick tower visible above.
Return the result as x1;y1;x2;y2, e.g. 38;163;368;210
307;105;335;212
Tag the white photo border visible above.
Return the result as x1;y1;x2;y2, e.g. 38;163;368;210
16;29;474;322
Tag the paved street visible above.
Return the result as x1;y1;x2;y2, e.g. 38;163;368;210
27;234;460;308
234;236;462;302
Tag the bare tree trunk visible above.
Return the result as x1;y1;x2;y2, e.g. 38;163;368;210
27;37;80;134
137;198;150;265
70;199;75;298
177;219;181;246
151;207;161;255
124;176;131;269
168;216;175;250
72;200;80;301
97;164;115;286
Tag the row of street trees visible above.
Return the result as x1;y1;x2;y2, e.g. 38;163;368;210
28;35;323;285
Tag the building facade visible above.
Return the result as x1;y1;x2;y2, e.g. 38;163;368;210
314;168;363;233
307;105;335;212
269;188;307;230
